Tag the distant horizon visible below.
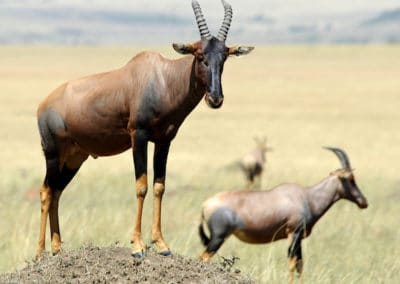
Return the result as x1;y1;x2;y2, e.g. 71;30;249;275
1;0;399;44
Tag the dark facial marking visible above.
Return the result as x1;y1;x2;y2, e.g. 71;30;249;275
203;38;227;86
341;177;357;196
340;176;367;208
199;38;227;108
203;38;227;63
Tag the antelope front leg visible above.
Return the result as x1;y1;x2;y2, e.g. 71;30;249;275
246;173;254;190
131;130;149;258
152;142;171;256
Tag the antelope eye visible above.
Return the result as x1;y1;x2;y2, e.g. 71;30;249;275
202;59;209;67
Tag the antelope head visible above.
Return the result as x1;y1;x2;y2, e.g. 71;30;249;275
325;147;368;209
254;136;273;153
173;0;254;109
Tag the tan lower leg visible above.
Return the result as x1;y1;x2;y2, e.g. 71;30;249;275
49;190;62;255
288;256;297;284
131;174;147;254
296;259;303;274
256;176;262;190
152;180;169;252
200;250;214;262
296;259;303;283
246;179;253;190
36;185;51;258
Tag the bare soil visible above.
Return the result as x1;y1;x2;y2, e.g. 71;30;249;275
0;245;255;283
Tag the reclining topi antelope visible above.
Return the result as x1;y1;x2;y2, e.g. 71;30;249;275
199;147;368;283
36;0;253;259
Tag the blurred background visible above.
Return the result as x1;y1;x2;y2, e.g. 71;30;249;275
1;0;400;45
0;1;399;283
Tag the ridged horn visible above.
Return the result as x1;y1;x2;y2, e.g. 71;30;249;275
216;0;233;41
324;147;351;169
192;0;212;40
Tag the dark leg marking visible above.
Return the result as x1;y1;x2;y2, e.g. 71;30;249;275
152;142;171;256
133;129;149;180
153;143;170;182
131;129;149;258
199;222;210;246
45;160;80;190
205;208;240;254
248;173;254;183
288;225;304;276
288;226;303;261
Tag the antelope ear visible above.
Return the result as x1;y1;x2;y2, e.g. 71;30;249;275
172;43;197;54
228;46;255;56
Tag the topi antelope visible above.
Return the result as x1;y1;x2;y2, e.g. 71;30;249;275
36;0;253;259
199;147;368;283
240;137;272;190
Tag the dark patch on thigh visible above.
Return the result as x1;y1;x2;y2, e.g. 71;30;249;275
38;108;66;159
136;81;162;129
38;109;81;191
207;207;245;238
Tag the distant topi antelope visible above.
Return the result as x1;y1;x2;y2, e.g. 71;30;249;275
36;0;253;259
199;147;368;283
240;137;272;190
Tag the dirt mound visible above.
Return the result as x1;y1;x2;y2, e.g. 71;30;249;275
1;245;255;283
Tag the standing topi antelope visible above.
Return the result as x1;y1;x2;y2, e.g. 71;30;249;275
36;0;254;259
240;137;272;190
199;147;368;283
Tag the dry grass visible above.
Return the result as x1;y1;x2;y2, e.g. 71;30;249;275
0;44;399;283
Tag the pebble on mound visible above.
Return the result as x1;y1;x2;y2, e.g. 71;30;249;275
1;245;255;283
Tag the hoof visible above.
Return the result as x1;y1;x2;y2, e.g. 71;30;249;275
159;250;171;256
35;250;44;260
51;248;62;256
132;251;145;258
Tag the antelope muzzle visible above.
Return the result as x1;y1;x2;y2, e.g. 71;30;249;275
356;194;368;209
205;92;224;109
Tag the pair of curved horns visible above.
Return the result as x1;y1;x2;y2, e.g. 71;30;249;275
192;0;232;41
324;147;351;169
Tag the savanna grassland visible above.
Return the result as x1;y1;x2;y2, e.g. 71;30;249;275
0;45;399;283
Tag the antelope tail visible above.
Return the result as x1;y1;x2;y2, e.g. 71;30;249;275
198;214;210;246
